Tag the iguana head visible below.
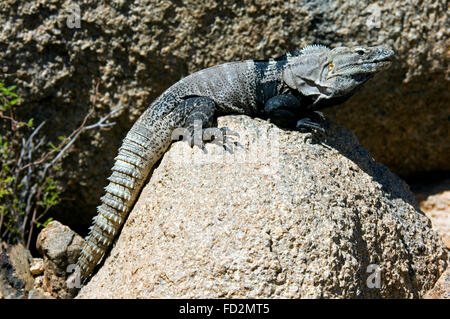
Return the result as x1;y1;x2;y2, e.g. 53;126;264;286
282;44;394;107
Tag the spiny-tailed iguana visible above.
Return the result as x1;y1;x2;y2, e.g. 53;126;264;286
71;44;394;286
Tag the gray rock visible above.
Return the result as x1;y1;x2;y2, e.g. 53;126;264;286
0;0;447;225
77;116;448;298
0;243;34;299
28;276;55;299
30;258;44;276
36;220;84;299
27;288;54;299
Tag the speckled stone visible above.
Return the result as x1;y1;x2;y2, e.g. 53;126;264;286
36;220;85;299
424;265;450;299
77;116;448;299
420;190;450;249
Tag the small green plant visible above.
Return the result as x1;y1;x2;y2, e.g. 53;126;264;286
0;81;57;246
0;80;123;248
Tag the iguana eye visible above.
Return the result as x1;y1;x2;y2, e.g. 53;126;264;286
328;62;334;73
356;49;365;55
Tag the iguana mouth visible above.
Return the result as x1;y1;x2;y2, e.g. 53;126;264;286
328;59;391;78
372;56;392;65
368;59;392;70
368;60;392;67
374;54;393;62
370;51;395;68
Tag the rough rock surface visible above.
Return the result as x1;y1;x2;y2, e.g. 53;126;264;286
29;258;44;276
416;179;450;299
77;116;448;299
424;265;450;299
36;220;85;299
416;182;450;249
27;280;54;299
0;0;447;226
0;243;34;299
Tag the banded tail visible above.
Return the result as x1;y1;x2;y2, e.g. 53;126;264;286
75;109;176;282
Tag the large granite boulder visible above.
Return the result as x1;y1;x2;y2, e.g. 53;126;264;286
77;116;448;298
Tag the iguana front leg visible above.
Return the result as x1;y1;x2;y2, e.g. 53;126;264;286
264;94;325;132
172;96;238;150
295;111;326;133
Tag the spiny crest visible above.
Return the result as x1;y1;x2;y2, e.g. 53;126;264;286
298;44;330;55
281;44;330;60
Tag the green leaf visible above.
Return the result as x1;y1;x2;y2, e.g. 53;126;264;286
27;118;34;127
1;89;18;97
42;217;54;228
4;176;14;183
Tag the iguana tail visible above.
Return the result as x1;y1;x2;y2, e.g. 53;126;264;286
75;111;175;282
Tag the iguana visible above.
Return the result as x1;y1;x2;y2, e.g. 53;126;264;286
70;44;394;286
